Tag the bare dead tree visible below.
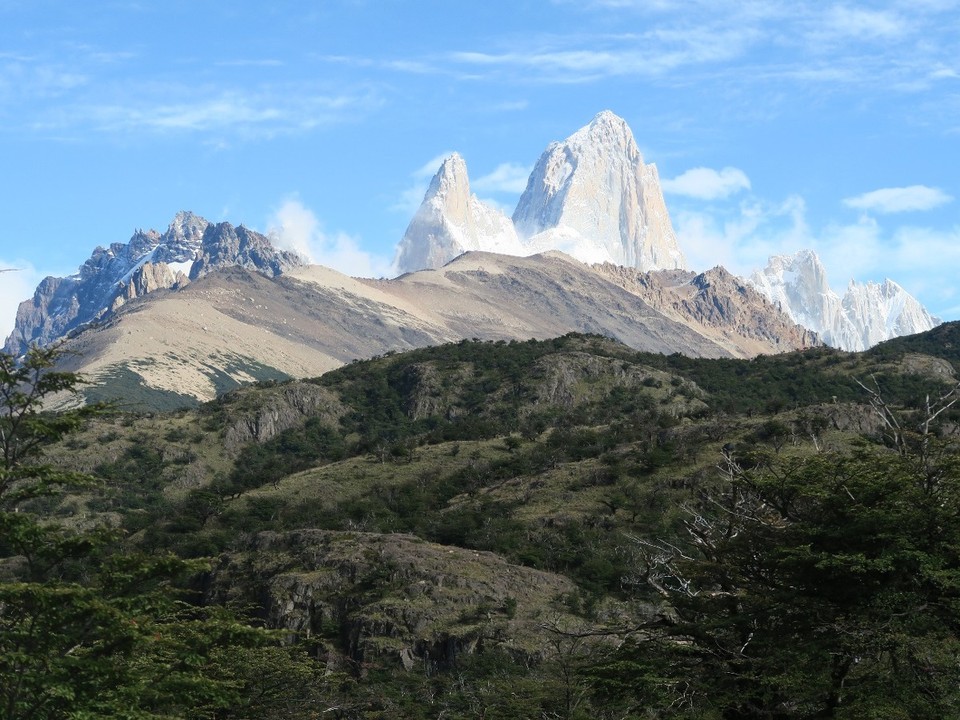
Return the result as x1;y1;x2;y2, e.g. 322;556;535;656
855;375;960;491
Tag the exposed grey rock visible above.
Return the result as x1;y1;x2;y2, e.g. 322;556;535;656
394;153;522;274
191;222;304;280
3;211;303;356
515;110;686;271
396;111;687;274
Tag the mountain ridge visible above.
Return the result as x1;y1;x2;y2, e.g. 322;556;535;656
4;212;304;356
51;251;819;409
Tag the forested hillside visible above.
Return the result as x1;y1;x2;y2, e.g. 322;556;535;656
3;326;960;718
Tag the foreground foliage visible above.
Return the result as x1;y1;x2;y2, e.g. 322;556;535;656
4;328;960;718
0;348;321;719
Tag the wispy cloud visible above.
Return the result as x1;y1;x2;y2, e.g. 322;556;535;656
817;6;907;42
843;185;953;214
213;59;284;68
473;163;531;194
448;26;754;82
268;199;392;278
390;153;454;215
421;1;958;95
33;86;380;138
662;166;751;200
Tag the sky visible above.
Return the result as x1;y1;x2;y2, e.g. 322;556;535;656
1;0;959;340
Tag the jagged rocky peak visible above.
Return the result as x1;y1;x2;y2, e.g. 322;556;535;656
749;249;939;351
842;277;940;349
3;211;304;356
393;153;522;274
514;110;687;271
156;211;210;263
191;222;305;280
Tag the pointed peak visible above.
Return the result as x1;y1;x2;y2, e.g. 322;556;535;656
172;209;200;222
426;153;471;199
570;109;635;144
590;109;627;128
440;151;466;168
766;248;824;273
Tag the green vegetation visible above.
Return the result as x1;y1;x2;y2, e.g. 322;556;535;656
4;327;960;718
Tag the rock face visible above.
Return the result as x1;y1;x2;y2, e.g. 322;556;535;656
191;222;303;280
3;211;304;355
594;264;821;356
207;529;584;669
394;111;687;274
514;110;686;271
749;250;939;351
393;154;523;274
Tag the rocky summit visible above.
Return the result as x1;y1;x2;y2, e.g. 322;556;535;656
3;212;304;356
749;249;939;351
394;110;686;274
393;153;524;274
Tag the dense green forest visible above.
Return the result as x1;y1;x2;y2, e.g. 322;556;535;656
3;326;960;718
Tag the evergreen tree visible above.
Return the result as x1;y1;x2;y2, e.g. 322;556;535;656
621;390;960;718
0;348;312;719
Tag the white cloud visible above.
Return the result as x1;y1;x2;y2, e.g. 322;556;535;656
473;163;531;194
843;185;953;213
672;195;807;276
672;192;960;318
391;152;455;215
447;22;758;83
0;262;41;345
820;6;906;41
267;199;392;278
662;166;751;200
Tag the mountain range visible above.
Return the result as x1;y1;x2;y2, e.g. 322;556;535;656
3;211;303;356
2;111;940;406
750;250;939;352
48;251;816;408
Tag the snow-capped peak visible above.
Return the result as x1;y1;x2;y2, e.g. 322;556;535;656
393;154;523;274
395;111;687;274
749;249;938;351
513;110;685;270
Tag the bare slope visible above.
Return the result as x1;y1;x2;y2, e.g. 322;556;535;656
57;252;818;408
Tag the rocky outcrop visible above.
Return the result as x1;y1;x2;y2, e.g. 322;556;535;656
594;263;821;354
207;529;586;669
218;381;344;452
191;222;303;280
111;262;189;312
529;351;706;416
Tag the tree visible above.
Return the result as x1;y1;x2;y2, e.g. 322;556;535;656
0;347;320;719
625;389;960;719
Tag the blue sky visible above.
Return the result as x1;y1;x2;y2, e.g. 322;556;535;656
1;0;959;339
